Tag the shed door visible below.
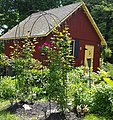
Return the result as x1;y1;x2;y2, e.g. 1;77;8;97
84;45;94;68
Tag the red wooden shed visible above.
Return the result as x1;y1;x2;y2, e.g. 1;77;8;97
0;2;106;71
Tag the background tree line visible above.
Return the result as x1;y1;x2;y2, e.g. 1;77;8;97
0;0;113;63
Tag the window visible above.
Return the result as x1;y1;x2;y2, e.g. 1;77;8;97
70;39;79;58
70;40;75;57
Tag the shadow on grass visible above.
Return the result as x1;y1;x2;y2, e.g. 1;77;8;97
0;102;21;120
0;110;20;120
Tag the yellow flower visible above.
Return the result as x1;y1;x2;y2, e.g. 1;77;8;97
59;32;64;37
9;46;14;49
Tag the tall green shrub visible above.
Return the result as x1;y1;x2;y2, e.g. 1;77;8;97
46;25;74;112
10;34;42;101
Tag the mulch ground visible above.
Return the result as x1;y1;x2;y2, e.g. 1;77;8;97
4;101;82;120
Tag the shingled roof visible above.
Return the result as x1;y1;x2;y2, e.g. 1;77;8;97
0;2;106;45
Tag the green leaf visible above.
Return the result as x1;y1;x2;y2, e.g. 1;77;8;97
103;77;113;88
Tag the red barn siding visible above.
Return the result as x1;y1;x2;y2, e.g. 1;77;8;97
68;8;101;42
67;7;101;71
4;41;14;57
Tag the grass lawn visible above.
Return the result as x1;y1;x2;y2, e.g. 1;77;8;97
84;114;112;120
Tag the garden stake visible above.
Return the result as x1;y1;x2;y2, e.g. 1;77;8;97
87;57;91;88
42;106;47;118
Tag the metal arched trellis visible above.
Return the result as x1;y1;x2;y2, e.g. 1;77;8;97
14;10;61;39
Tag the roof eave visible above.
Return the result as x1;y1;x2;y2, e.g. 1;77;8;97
0;34;47;40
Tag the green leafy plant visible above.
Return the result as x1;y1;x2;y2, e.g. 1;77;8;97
70;82;93;111
0;76;16;99
103;78;113;88
40;45;49;53
90;82;113;116
0;53;11;76
102;62;113;79
0;54;10;66
101;47;112;61
0;42;4;54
